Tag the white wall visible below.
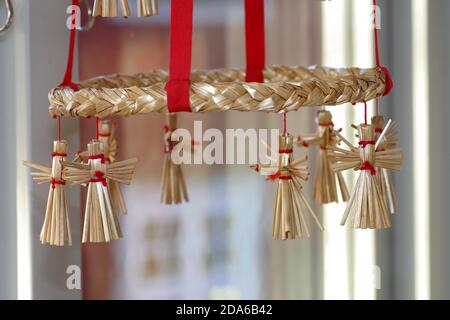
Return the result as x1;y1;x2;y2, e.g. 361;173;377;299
0;0;81;300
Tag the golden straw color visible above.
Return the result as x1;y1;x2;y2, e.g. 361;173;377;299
137;0;158;17
48;66;389;118
98;120;128;215
251;134;324;240
160;114;189;205
296;110;349;204
372;115;399;214
93;0;131;18
63;140;138;243
328;123;403;229
23;140;72;246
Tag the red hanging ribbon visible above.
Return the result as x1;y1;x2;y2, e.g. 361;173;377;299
166;0;194;112
59;0;80;91
245;0;266;83
373;0;393;96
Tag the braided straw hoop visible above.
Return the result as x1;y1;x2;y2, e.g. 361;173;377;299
49;65;389;118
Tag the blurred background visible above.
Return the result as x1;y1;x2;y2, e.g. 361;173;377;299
1;0;449;300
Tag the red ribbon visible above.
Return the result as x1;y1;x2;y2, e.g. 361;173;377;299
90;170;108;186
245;0;266;83
360;161;377;176
50;178;66;189
166;0;194;112
59;0;80;91
319;122;334;127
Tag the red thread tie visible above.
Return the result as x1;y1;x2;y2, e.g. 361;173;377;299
90;170;108;187
266;171;292;181
360;161;377;176
88;154;106;163
375;128;383;134
319;122;334;127
358;140;376;148
51;152;67;157
50;178;66;189
279;148;293;154
98;133;111;138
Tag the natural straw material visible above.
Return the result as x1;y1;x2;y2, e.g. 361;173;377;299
251;134;324;240
63;140;138;243
137;0;158;17
93;0;131;18
328;124;402;229
372;115;399;214
161;114;189;205
49;66;389;118
297;110;349;204
98;120;128;215
23;140;72;246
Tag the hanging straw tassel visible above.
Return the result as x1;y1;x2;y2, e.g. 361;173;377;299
372;115;399;214
328;123;402;229
161;114;189;205
98;120;128;215
23;140;72;246
251;134;324;240
63;140;138;243
137;0;158;17
93;0;131;18
297;110;349;204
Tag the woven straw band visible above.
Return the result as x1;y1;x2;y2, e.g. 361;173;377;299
49;65;389;118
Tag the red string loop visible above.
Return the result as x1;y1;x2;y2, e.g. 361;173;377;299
373;0;393;96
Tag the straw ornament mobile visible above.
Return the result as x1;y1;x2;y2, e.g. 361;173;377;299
23;0;402;244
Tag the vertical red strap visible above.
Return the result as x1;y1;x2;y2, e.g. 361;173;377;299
245;0;266;83
166;0;194;113
372;0;393;96
59;0;80;91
